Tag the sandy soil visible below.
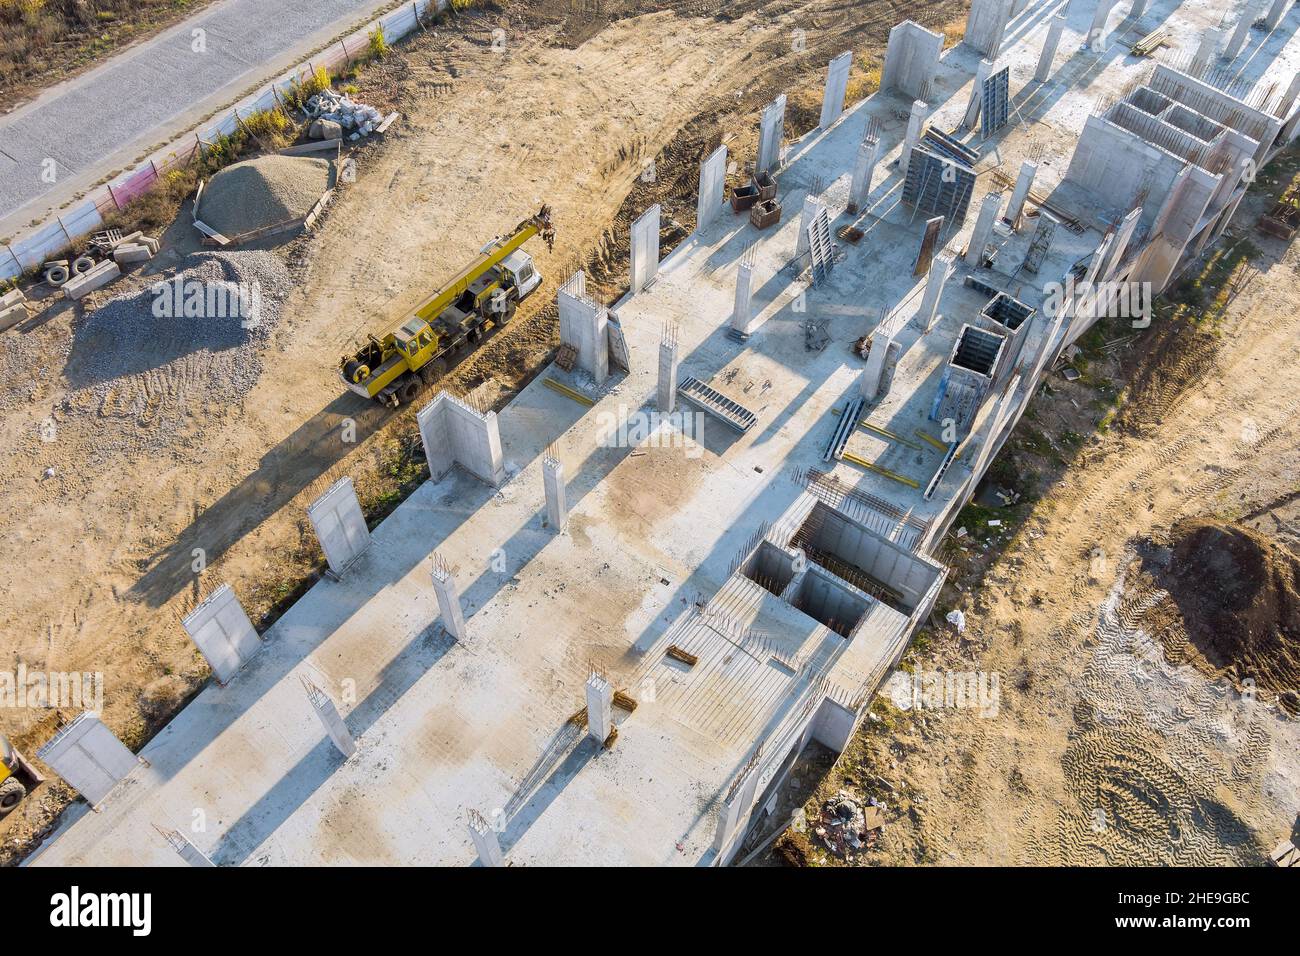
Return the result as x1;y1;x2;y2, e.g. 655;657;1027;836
774;198;1300;866
0;0;955;860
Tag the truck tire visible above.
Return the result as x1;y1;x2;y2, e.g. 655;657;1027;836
397;377;421;405
419;359;447;386
0;776;26;817
498;300;517;325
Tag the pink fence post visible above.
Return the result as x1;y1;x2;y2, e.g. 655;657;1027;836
107;183;120;211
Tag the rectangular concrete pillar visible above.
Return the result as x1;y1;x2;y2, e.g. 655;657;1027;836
468;810;504;867
1087;0;1117;49
965;0;1011;57
658;335;679;413
306;476;371;578
848;136;880;212
1130;0;1149;18
431;554;467;641
796;196;826;258
757;95;787;176
731;262;754;334
920;254;953;332
542;453;567;532
696;145;728;231
819;51;853;129
1277;71;1300;117
1191;28;1221;77
900;100;928;178
1265;0;1291;29
964;60;992;130
860;332;892;400
1003;161;1037;230
157;825;216;867
966;192;1002;262
630;204;661;293
181;583;261;685
1035;16;1067;82
37;713;141;809
1099;206;1142;280
713;752;762;859
585;671;613;744
557;271;609;385
304;679;356;758
1225;2;1262;59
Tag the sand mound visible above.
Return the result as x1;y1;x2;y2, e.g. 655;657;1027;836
1157;519;1300;697
198;154;333;237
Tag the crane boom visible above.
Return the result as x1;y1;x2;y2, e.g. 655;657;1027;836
412;205;555;324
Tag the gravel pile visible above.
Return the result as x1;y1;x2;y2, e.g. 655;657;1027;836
198;154;333;237
53;251;293;460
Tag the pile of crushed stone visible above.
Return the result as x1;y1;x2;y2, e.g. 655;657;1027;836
54;250;292;460
1155;519;1300;701
197;154;333;237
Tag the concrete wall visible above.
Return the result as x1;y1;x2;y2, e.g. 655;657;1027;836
181;583;261;684
306;476;371;577
557;271;610;383
881;21;944;100
1064;115;1186;232
416;392;505;487
36;713;138;807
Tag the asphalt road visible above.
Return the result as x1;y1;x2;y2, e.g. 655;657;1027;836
0;0;396;240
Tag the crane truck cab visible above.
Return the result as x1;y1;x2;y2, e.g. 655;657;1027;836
340;206;553;407
0;734;43;819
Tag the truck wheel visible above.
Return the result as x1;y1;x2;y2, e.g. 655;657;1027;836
397;378;421;405
498;301;517;325
419;359;447;386
0;777;26;817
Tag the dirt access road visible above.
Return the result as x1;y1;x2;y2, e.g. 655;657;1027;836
0;0;956;860
778;189;1300;865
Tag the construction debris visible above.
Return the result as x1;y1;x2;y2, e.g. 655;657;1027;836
303;89;387;140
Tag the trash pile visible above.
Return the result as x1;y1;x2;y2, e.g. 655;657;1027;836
304;89;386;140
811;789;885;857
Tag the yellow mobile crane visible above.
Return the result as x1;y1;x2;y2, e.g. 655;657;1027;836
341;205;555;406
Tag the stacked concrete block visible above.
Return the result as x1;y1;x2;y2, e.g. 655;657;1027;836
0;287;27;331
62;261;120;300
881;21;944;100
416;391;506;487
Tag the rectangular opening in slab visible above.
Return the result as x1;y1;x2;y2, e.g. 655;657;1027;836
741;540;797;596
952;325;1004;377
1128;86;1172;116
787;568;870;638
1164;103;1223;141
791;501;947;613
980;291;1034;332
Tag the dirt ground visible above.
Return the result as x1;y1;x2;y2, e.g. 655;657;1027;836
0;0;959;861
772;174;1300;866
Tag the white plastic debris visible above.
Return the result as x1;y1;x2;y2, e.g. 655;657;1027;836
304;90;386;138
945;609;966;633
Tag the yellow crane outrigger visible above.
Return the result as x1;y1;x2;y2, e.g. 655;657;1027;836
341;205;555;406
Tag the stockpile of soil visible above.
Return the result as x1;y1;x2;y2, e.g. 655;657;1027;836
1158;519;1300;698
197;154;333;237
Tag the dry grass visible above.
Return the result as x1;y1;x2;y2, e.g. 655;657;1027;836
941;17;965;49
0;0;221;98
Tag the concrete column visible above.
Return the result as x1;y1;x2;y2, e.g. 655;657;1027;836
542;454;567;532
657;337;679;413
819;51;853;129
900;100;928;178
1265;0;1291;29
431;555;467;642
1087;0;1117;50
712;755;762;858
157;826;216;867
1225;2;1262;60
920;255;953;332
757;94;787;175
966;192;1002;263
305;680;356;758
696;145;728;231
731;263;754;334
468;811;505;867
557;272;609;384
1035;16;1067;82
796;196;825;258
848;136;880;212
1130;0;1149;18
1004;161;1038;230
1277;71;1300;117
860;332;892;400
630;204;661;293
585;671;613;744
964;60;993;130
1191;28;1221;76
